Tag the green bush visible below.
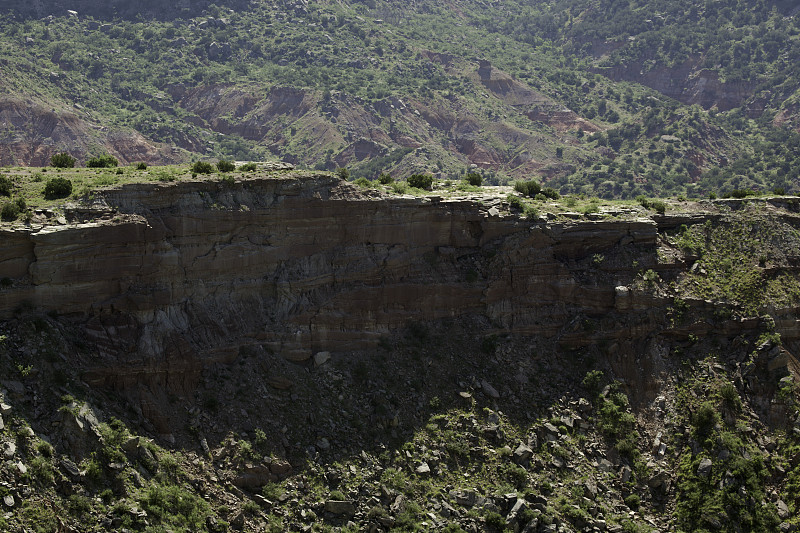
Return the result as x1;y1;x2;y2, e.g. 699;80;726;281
507;194;524;210
335;167;350;180
220;174;235;186
191;161;214;174
216;160;235;172
624;493;641;510
465;172;482;186
378;172;393;184
50;152;76;168
135;162;148;170
239;162;258;172
354;177;371;188
407;173;433;190
542;187;561;200
692;402;719;438
43;177;73;199
719;382;742;412
0;176;12;197
514;180;541;197
582;370;604;397
86;154;119;168
391;182;408;194
1;201;19;221
637;196;666;213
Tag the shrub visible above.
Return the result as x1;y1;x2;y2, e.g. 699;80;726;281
191;161;214;174
523;204;539;218
507;194;524;210
514;180;541;197
542;187;561;200
465;172;482;186
354;177;371;188
239;162;258;172
719;382;742;412
50;152;76;168
391;182;408;194
335;167;350;180
1;202;19;221
220;174;235;186
44;177;73;199
86;154;119;168
378;172;393;184
730;189;755;199
582;370;604;397
216;160;235;172
0;176;12;197
135;162;148;170
637;196;666;213
692;402;719;438
407;173;433;190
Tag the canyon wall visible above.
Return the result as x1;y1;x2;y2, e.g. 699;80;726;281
0;174;658;361
2;174;799;433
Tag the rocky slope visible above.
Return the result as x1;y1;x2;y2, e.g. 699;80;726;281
0;172;799;531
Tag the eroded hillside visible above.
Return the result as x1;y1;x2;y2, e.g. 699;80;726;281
2;0;800;196
0;171;799;531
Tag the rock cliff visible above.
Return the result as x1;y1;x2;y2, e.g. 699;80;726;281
2;174;798;436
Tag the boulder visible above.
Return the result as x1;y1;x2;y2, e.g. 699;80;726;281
233;466;276;491
324;500;355;516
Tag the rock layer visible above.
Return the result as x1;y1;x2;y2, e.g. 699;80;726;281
0;174;658;361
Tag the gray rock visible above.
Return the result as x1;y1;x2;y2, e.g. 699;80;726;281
325;500;356;516
598;459;614;473
776;499;790;520
513;443;533;465
648;469;670;488
542;423;559;442
3;441;15;458
60;458;81;478
449;489;480;507
481;380;500;399
3;495;13;508
2;381;25;397
230;511;245;530
507;498;527;530
415;462;431;474
233;466;276;491
314;351;331;367
697;458;712;478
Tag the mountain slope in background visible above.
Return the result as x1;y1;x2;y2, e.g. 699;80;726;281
0;0;799;196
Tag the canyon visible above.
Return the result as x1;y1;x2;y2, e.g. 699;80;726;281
1;173;799;531
1;173;798;436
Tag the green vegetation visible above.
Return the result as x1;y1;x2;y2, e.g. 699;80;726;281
407;173;433;190
86;154;119;168
514;180;542;198
0;0;794;193
674;359;781;532
43;177;73;199
50;153;76;169
216;160;235;173
673;215;800;314
191;161;214;175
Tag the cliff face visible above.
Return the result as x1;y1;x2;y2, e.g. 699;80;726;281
4;175;797;436
0;174;658;355
0;175;663;423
